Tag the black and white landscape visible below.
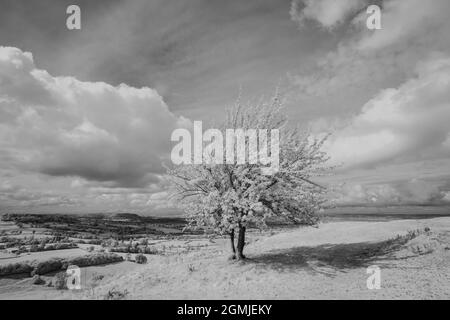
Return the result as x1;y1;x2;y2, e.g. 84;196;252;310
0;0;449;300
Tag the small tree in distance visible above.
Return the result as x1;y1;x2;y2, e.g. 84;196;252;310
167;93;331;260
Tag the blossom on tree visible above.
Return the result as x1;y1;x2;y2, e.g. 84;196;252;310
167;93;331;259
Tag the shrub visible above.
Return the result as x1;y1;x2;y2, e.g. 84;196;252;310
53;272;68;290
187;264;196;272
135;254;147;264
31;258;63;276
17;246;27;253
141;246;158;254
55;243;77;250
110;245;158;254
61;253;123;269
104;289;129;300
92;274;104;281
31;275;46;285
0;253;123;277
0;262;33;276
85;239;102;245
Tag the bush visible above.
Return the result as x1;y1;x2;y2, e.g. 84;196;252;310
142;246;158;254
44;244;55;250
85;239;102;245
92;274;104;281
0;253;123;277
0;262;33;276
31;258;63;276
135;254;147;264
110;245;158;254
53;272;68;290
104;289;129;300
187;264;196;272
60;253;123;269
31;275;46;285
55;243;77;250
17;246;27;253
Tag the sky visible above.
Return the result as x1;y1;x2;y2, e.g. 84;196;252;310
0;0;450;215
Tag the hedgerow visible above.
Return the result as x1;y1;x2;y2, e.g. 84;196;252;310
0;253;123;277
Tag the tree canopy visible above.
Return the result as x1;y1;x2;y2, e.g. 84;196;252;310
167;93;331;259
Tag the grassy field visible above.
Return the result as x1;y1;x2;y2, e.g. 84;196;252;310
0;213;449;299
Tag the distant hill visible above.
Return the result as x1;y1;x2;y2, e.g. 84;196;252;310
112;213;142;220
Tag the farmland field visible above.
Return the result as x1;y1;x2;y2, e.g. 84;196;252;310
1;212;449;299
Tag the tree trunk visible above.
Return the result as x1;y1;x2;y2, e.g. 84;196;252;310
236;225;246;260
229;229;236;259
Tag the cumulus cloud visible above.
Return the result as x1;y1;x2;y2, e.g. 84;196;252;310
288;0;450;208
290;0;450;102
0;46;190;188
290;0;366;29
289;0;450;170
324;56;450;168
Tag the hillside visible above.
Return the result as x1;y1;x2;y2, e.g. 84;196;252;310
1;217;448;299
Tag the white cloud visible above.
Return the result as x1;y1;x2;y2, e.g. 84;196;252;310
290;0;366;29
0;46;190;189
290;0;450;111
333;179;449;206
324;56;450;168
289;0;450;173
356;0;450;51
0;180;80;209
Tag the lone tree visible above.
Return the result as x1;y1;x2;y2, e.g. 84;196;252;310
167;94;330;260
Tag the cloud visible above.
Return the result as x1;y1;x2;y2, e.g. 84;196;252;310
290;0;366;29
0;180;80;209
289;0;450;114
333;179;450;206
356;0;450;51
288;0;450;172
0;46;189;188
324;56;450;168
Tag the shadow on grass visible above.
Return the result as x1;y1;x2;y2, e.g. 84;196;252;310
246;239;402;276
